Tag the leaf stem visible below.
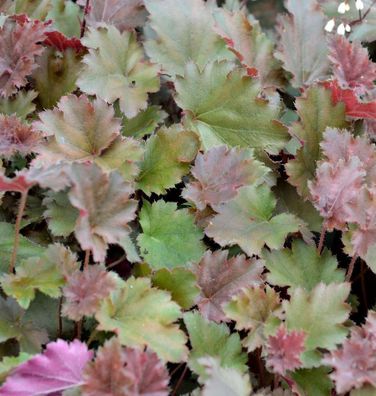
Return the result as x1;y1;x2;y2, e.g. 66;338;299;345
83;249;90;269
345;255;358;282
172;365;188;396
80;0;91;38
9;189;29;273
317;225;326;255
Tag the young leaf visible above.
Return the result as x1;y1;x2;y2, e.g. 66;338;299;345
265;325;306;375
62;265;117;321
152;268;200;310
199;357;252;396
328;36;376;95
275;0;330;87
144;0;232;77
0;339;93;396
77;0;147;32
323;311;376;394
284;282;351;367
67;163;138;262
77;25;160;118
0;296;48;354
0;115;41;159
285;85;347;198
175;61;289;153
95;277;188;362
137;126;199;195
184;311;247;378
83;337;170;396
224;286;281;352
137;200;205;269
196;250;263;322
182;145;272;211
33;45;83;108
263;240;344;291
205;184;302;257
214;8;283;86
0;16;48;97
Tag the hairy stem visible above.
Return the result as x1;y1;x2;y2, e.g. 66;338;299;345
346;255;358;282
57;296;63;338
9;190;29;273
172;365;188;396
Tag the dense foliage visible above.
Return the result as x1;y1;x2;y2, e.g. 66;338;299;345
0;0;376;394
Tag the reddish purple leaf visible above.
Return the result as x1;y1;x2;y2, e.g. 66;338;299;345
83;337;170;396
328;36;376;96
265;325;306;376
0;339;93;396
196;250;263;322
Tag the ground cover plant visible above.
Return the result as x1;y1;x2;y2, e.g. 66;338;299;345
0;0;376;394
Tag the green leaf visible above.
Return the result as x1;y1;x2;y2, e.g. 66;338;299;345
122;105;167;139
284;283;351;367
96;276;188;362
78;25;160;118
0;353;32;382
0;243;77;309
46;0;81;37
33;47;83;108
175;61;289;153
152;268;200;310
137;126;200;195
199;357;252;396
144;0;232;76
137;201;205;269
351;386;376;396
0;296;48;353
263;240;345;291
0;222;44;274
223;286;281;352
0;90;37;119
285;86;347;198
292;367;333;396
43;190;79;237
205;184;302;257
184;311;247;378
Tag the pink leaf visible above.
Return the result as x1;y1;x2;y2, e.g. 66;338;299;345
83;337;170;396
265;325;306;376
0;16;49;97
309;157;365;231
196;250;263;322
323;311;376;393
62;265;117;321
0;115;42;159
328;36;376;96
324;80;376;120
0;339;93;396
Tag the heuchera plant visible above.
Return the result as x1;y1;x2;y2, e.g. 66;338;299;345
0;0;376;394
